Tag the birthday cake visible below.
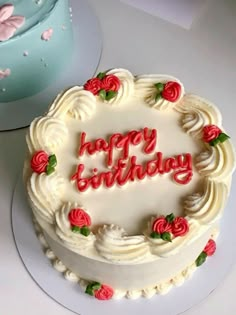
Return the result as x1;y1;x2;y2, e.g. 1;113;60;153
24;69;235;300
0;0;73;102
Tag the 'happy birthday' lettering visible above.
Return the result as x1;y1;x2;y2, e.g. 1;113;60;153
78;127;157;166
71;127;193;192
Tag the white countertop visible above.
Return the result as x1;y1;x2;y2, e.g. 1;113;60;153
1;0;236;314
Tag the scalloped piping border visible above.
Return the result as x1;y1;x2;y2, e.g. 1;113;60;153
25;69;233;264
33;218;219;300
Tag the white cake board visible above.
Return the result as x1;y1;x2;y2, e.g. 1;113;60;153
0;0;102;131
11;175;236;315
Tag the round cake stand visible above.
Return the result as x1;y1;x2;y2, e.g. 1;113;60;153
12;176;236;315
0;0;102;131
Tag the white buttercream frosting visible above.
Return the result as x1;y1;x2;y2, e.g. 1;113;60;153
156;281;173;295
27;172;64;224
34;217;217;299
105;68;135;104
45;248;56;260
55;202;95;252
26;116;68;154
95;224;149;263
184;179;228;224
25;69;235;297
64;270;79;282
48;86;96;120
196;141;236;181
135;74;184;110
126;290;142;299
146;217;201;257
176;94;222;138
53;259;67;272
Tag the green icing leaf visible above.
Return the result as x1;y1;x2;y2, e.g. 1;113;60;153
46;164;55;175
96;72;106;79
154;82;164;92
85;284;95;296
80;226;90;237
150;231;161;239
48;154;57;168
99;89;106;100
106;90;118;101
161;232;172;242
209;138;220;146
165;213;175;223
218;132;230;143
71;226;81;233
91;282;101;290
155;93;162;102
195;251;207;267
85;282;101;296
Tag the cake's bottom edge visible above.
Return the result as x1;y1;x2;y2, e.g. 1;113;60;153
33;218;218;300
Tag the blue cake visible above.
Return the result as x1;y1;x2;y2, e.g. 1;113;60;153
0;0;73;102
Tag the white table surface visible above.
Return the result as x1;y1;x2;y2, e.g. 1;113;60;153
1;0;236;314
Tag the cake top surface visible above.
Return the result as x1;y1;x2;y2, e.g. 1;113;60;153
0;0;57;40
24;69;235;264
55;97;202;235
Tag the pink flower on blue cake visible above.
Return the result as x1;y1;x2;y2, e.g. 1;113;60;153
0;3;25;41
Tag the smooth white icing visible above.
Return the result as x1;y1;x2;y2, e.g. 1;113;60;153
35;219;219;299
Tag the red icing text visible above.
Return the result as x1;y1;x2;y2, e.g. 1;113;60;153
78;127;157;167
72;127;193;191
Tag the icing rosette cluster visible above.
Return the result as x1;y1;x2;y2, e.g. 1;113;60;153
195;239;216;266
135;75;184;110
150;213;189;242
31;150;57;175
154;81;181;103
55;203;95;252
202;124;230;146
84;71;121;101
85;282;114;300
68;208;91;236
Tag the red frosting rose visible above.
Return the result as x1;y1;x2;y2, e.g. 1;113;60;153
152;217;172;234
203;239;216;256
31;150;49;174
101;74;120;92
171;217;189;237
94;284;114;300
84;78;102;95
161;81;181;102
68;208;91;227
202;125;222;143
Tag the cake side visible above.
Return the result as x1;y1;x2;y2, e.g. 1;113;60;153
33;218;219;299
24;69;236;299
